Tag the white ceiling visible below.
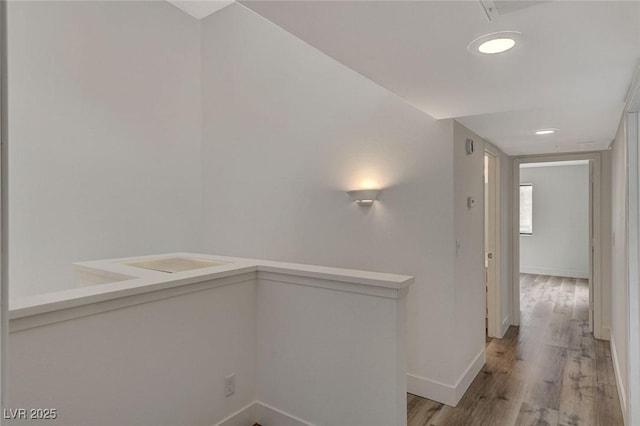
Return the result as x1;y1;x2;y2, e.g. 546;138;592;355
166;0;234;20
241;0;640;156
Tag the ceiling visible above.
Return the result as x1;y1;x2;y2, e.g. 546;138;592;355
166;0;234;20
237;0;640;156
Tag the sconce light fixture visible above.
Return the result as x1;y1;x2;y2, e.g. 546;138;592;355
347;189;381;206
465;138;475;155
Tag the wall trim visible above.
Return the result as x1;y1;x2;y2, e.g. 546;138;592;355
213;401;315;426
407;374;456;406
519;267;589;279
214;401;257;426
407;347;486;407
257;272;408;300
10;273;257;332
500;314;511;338
453;348;486;405
601;326;611;341
610;336;628;425
256;401;315;426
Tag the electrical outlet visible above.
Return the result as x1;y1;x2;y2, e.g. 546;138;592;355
224;374;235;397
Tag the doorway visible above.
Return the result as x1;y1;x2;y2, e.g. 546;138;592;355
512;154;603;339
484;149;501;338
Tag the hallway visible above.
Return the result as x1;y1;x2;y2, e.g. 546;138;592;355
407;274;624;426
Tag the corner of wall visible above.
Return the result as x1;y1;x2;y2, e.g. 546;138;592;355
610;335;628;425
451;120;487;395
453;347;486;405
500;313;511;338
214;402;257;426
407;345;486;407
407;374;457;406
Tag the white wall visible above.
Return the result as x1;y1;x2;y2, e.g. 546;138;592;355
520;164;590;278
200;3;470;404
8;280;258;426
8;267;410;426
611;116;630;423
256;278;407;425
452;122;486;390
7;0;495;407
628;110;640;426
7;1;203;299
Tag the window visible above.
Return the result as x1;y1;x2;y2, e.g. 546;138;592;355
520;184;533;235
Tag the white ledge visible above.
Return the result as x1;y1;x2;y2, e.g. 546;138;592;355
9;253;414;329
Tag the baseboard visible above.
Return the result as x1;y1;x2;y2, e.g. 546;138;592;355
610;336;628;425
407;374;457;406
214;401;313;426
453;348;486;404
214;402;257;426
599;326;611;341
256;402;314;426
408;347;486;407
500;314;511;338
520;266;588;279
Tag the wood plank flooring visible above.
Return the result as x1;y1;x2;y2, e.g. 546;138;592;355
407;274;624;426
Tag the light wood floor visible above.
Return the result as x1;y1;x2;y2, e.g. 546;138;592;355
407;274;624;426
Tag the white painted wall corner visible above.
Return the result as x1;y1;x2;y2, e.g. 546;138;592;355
407;374;457;407
256;402;315;426
214;401;315;426
407;347;485;407
601;326;611;341
610;335;628;425
214;402;257;426
500;314;511;338
453;348;486;405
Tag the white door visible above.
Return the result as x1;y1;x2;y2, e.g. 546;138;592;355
484;152;500;338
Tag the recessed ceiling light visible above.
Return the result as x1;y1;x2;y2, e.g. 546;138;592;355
467;31;522;55
533;128;558;135
478;38;516;54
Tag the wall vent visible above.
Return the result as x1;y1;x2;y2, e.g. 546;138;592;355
479;1;548;21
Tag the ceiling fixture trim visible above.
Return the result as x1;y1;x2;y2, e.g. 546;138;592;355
467;31;523;55
533;128;559;135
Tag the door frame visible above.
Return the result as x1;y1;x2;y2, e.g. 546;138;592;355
484;146;502;338
627;111;640;426
512;152;604;339
1;0;7;410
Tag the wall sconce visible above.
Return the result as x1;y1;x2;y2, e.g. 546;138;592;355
465;138;475;155
347;189;381;206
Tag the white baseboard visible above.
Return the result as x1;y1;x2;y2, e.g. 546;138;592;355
453;348;486;404
408;347;486;407
519;266;589;279
610;336;628;425
214;401;313;426
407;373;457;406
214;402;256;426
599;326;611;341
500;314;511;338
256;402;315;426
